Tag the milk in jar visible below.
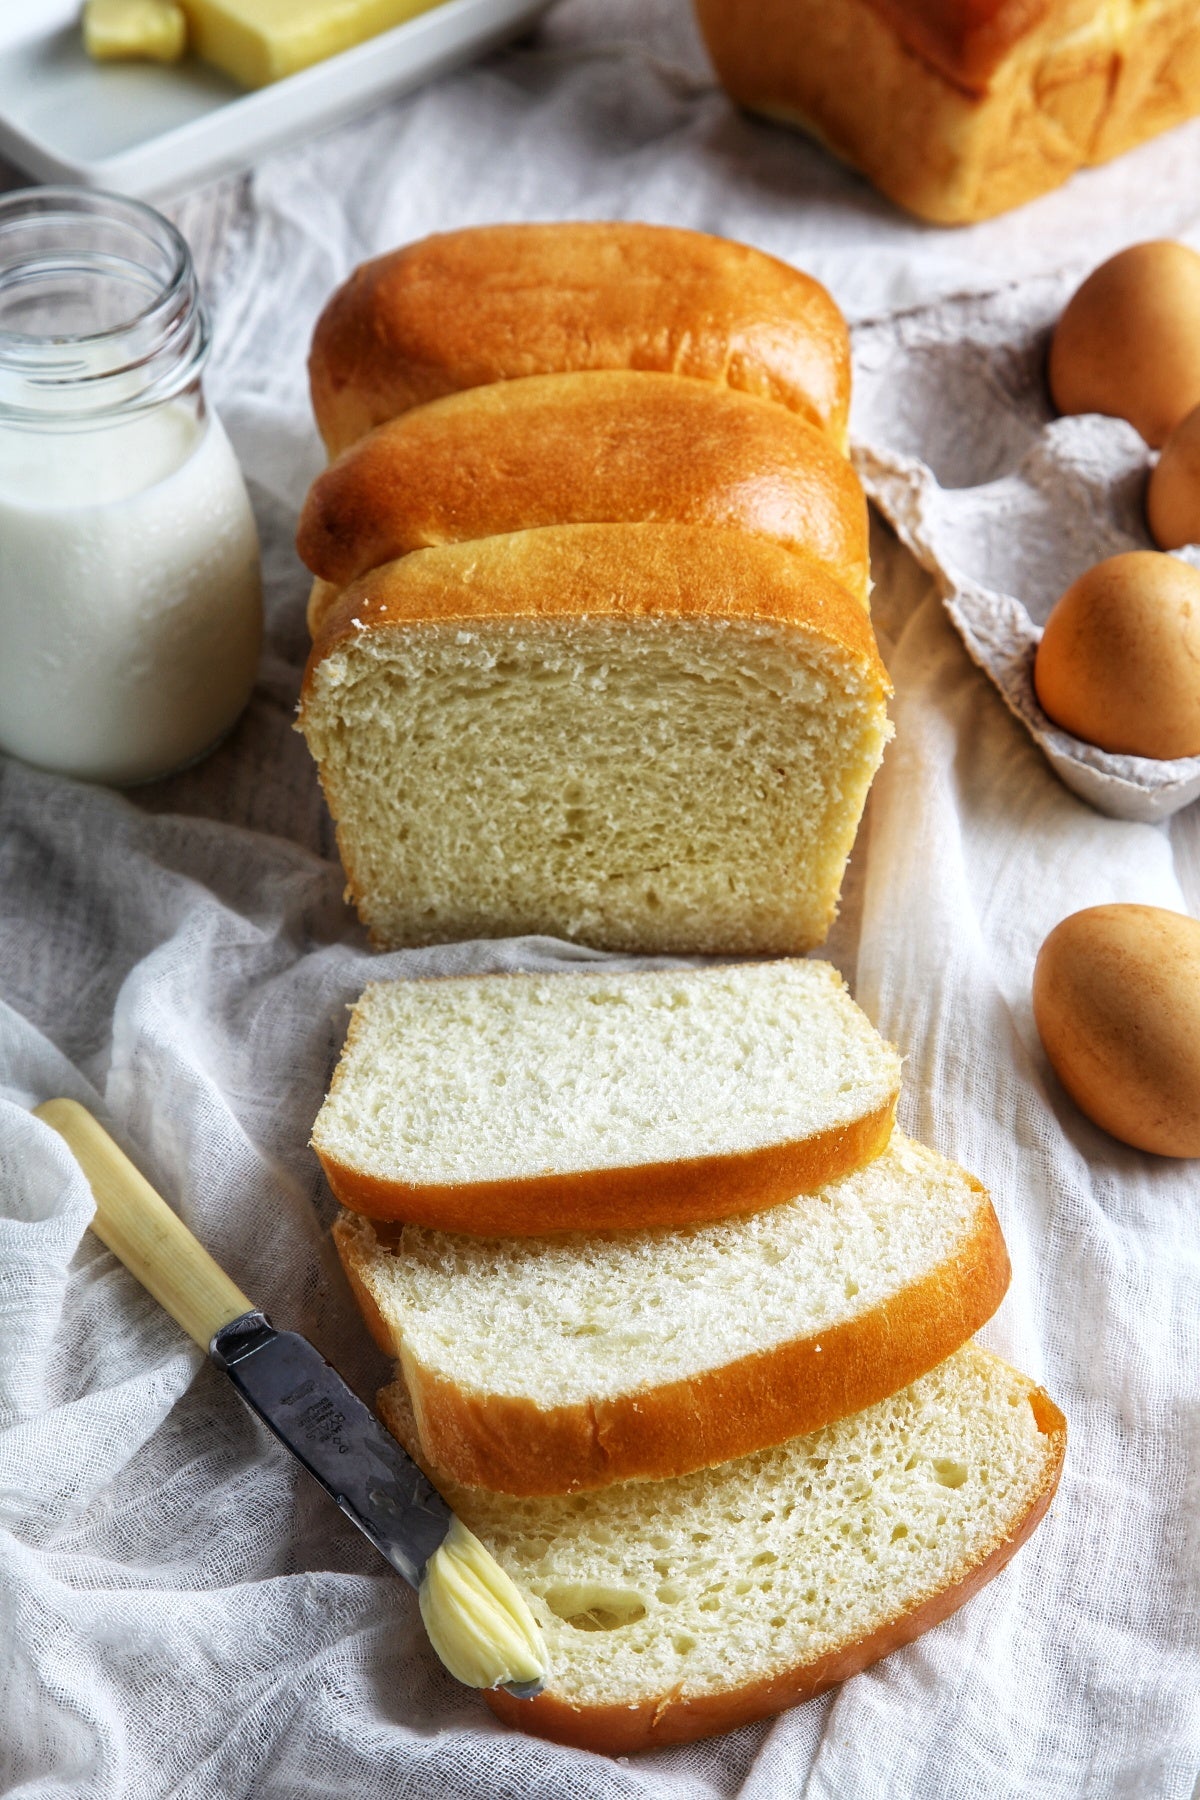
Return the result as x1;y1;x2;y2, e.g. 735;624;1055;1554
0;188;262;785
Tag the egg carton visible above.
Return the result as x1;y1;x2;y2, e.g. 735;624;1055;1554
851;273;1200;823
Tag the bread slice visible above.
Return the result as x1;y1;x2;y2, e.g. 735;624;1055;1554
334;1133;1010;1495
307;222;852;457
378;1343;1065;1751
296;372;870;630
313;961;902;1235
297;523;892;957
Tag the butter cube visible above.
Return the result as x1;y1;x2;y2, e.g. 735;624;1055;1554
83;0;188;62
179;0;447;88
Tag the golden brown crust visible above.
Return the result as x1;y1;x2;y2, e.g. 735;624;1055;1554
695;0;1200;224
340;1184;1011;1495
319;1098;896;1235
308;223;851;456
865;0;1053;94
297;372;870;609
482;1387;1065;1750
300;523;890;710
307;578;339;638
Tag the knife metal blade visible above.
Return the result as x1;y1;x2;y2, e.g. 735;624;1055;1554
33;1098;543;1702
210;1308;453;1589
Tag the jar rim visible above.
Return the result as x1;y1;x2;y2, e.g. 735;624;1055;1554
0;186;192;350
0;186;210;426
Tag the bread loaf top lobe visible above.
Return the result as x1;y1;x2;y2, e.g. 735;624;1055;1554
867;1;1091;94
301;523;889;698
296;371;870;605
308;222;852;457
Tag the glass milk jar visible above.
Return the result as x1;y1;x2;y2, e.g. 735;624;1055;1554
0;188;262;785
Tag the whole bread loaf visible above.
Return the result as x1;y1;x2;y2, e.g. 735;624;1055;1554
298;524;891;955
298;370;870;636
308;221;852;457
695;0;1200;224
335;1132;1010;1494
379;1343;1065;1751
313;961;900;1234
300;223;887;956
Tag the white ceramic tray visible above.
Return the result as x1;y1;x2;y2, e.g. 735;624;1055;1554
0;0;551;200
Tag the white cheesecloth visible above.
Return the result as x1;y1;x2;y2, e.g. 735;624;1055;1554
1;3;1198;1794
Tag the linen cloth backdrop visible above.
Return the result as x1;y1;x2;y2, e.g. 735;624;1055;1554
1;2;1198;1794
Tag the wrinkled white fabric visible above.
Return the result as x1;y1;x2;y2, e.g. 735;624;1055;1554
1;2;1199;1795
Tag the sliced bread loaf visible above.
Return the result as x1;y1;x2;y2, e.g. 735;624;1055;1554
297;523;892;956
334;1133;1010;1494
379;1343;1066;1751
296;371;870;627
313;961;901;1234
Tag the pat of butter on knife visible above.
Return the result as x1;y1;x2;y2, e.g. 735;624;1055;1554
181;0;450;86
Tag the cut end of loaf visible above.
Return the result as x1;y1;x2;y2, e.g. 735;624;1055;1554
380;1344;1065;1751
298;525;891;956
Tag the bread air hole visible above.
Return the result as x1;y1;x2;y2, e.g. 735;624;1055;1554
543;1586;648;1632
931;1459;969;1489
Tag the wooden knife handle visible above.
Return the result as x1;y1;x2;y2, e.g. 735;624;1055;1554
35;1098;255;1351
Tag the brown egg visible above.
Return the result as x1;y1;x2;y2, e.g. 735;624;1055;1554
1048;241;1200;447
1147;401;1200;550
1033;552;1200;759
1033;904;1200;1156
